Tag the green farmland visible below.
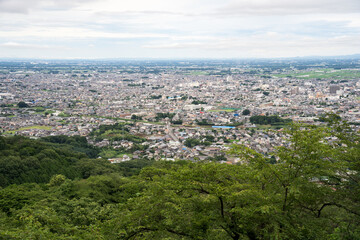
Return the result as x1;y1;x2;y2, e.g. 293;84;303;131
274;69;360;80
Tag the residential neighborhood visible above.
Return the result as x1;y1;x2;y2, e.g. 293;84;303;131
0;59;359;162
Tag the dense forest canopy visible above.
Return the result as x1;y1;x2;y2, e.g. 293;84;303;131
0;135;152;188
0;119;359;239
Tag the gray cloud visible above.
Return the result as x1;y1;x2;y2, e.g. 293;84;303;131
0;0;38;13
93;1;360;22
0;0;99;14
216;0;360;16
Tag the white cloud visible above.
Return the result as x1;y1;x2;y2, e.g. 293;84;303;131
143;33;360;58
216;0;360;16
0;27;169;39
0;41;72;51
0;41;50;49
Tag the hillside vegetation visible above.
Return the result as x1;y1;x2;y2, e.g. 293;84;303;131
0;119;359;239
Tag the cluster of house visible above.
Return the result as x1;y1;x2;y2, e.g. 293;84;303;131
0;66;359;162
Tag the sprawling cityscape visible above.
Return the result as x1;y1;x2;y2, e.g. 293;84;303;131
1;59;359;162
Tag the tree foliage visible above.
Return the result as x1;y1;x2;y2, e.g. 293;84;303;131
155;112;176;121
250;115;292;125
17;101;29;108
242;109;250;115
0;136;112;187
131;114;143;120
0;121;359;239
184;138;201;148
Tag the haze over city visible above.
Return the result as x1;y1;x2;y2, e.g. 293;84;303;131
0;0;360;59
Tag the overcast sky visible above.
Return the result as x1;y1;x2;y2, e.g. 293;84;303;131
0;0;359;59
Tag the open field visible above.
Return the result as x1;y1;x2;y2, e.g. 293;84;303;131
273;69;360;80
185;71;208;75
17;126;52;131
4;125;53;135
208;107;241;112
208;109;235;112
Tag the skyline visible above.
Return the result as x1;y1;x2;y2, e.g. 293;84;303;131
0;0;360;59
